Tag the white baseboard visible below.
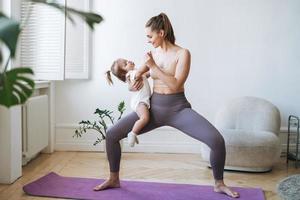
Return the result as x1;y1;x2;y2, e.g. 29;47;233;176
122;141;202;154
55;123;201;153
55;142;105;152
55;123;291;154
55;123;105;151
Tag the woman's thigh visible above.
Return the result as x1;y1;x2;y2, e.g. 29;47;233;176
166;108;224;148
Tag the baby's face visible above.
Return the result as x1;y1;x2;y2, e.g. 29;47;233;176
118;58;135;71
125;60;135;71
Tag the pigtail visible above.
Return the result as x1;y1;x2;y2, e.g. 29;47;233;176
105;70;113;85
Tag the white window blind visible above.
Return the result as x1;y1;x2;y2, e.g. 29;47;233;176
65;0;91;79
20;0;65;80
20;0;91;80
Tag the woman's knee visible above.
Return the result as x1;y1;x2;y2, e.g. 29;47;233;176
210;133;225;150
105;128;119;143
217;135;225;147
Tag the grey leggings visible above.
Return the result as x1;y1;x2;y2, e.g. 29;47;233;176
105;92;226;180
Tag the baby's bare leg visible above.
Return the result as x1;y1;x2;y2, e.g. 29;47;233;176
132;103;150;134
128;103;150;147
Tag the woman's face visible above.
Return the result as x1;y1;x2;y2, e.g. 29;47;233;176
145;27;164;48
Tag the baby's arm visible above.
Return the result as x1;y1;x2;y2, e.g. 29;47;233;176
126;75;133;90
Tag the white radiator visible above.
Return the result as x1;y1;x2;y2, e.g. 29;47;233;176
22;95;49;165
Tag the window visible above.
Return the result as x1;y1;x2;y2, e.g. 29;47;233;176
19;0;91;80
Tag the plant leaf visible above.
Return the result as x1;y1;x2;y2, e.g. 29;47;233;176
65;8;103;30
0;67;35;108
0;50;2;64
75;101;126;145
118;101;126;120
30;0;103;30
118;101;125;113
0;13;21;58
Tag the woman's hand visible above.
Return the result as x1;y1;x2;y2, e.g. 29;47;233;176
144;51;156;69
134;71;143;80
128;78;144;91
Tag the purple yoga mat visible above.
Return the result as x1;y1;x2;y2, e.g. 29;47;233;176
23;172;265;200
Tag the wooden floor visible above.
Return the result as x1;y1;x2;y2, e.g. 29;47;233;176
0;151;299;200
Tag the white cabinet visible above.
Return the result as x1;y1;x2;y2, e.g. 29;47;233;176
0;81;54;184
0;106;22;184
0;0;22;184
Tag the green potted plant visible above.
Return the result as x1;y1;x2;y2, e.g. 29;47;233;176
0;0;103;108
73;101;126;146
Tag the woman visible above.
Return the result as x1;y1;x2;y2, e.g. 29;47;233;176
94;13;239;198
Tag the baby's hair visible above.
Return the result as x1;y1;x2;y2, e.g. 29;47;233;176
105;70;114;85
105;59;127;85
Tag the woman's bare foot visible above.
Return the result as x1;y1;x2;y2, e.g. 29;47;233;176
214;180;239;198
93;178;120;191
94;172;120;191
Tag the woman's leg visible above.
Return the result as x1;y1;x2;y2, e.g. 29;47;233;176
94;111;159;191
167;108;239;198
106;111;155;172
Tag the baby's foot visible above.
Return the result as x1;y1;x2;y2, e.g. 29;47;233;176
128;132;139;147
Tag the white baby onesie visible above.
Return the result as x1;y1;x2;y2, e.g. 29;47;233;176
126;69;151;112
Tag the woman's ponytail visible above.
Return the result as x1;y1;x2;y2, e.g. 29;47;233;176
146;12;175;44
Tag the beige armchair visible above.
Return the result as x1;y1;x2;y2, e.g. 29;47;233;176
200;96;281;172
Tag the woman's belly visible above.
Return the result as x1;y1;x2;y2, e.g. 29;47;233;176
153;80;184;94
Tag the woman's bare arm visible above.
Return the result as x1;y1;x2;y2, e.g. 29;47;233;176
135;65;150;80
145;71;150;78
138;65;149;74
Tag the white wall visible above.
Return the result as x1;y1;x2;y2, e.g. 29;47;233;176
55;0;300;152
